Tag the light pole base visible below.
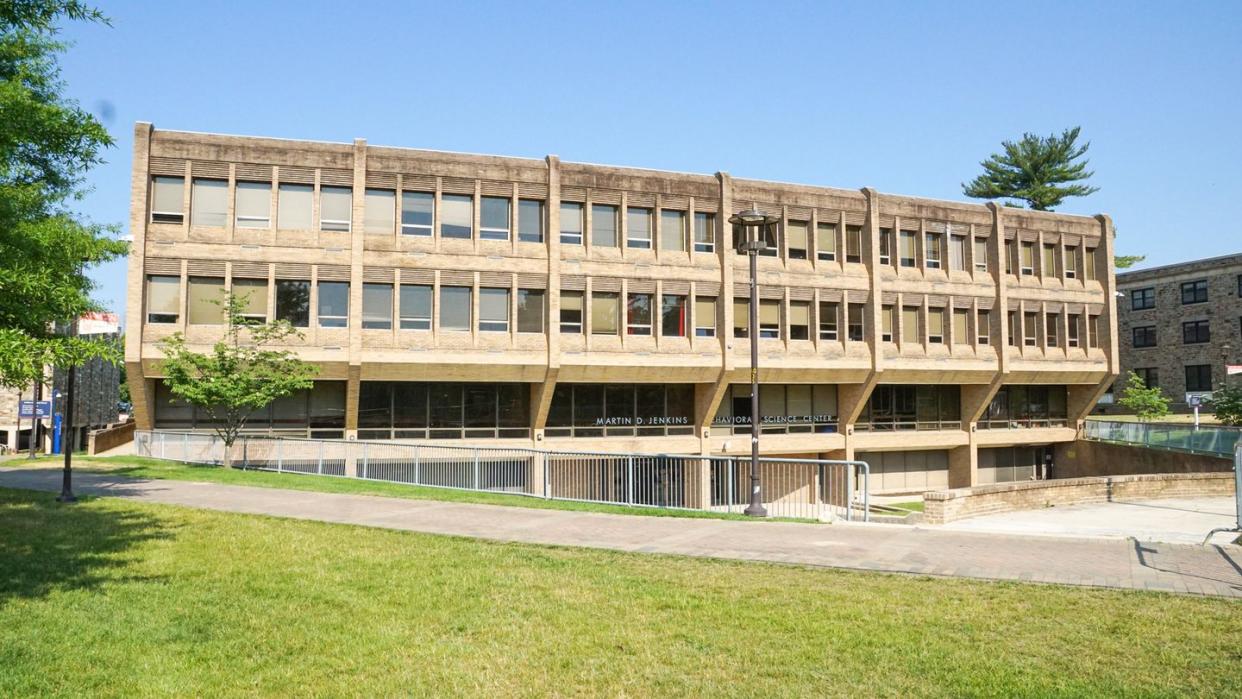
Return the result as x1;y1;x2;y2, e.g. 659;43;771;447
744;503;768;517
56;492;77;504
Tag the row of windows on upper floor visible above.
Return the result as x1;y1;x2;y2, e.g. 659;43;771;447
1127;277;1242;310
144;274;1101;351
1126;365;1219;393
1130;318;1241;347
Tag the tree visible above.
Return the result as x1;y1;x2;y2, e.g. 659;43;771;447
963;127;1099;211
0;2;128;388
159;293;317;467
1114;255;1145;270
1209;384;1242;427
1116;371;1170;422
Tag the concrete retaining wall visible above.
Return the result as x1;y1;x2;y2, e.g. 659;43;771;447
1055;439;1233;478
87;420;135;455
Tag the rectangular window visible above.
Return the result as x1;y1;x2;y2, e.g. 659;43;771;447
627;293;653;335
236;182;273;228
1042;244;1056;277
847;304;864;341
901;306;920;344
399;284;432;330
517;289;545;333
592;204;618;247
660;210;686;252
278;183;313;230
441;194;473;239
881;305;894;342
693;212;715;253
317;281;349;328
560;290;583;333
977;310;990;344
319;186;352;232
480;196;510;241
819;301;838;340
440;286;472;331
899;230;917;267
925;233;943;269
973;237;988;272
151;176;184;224
190;178;227;227
953;308;969;345
878;228;892;265
1067;313;1081;347
661;294;686;336
1186;364;1213;392
1023;312;1038;346
275;280;309;327
361;283;393;329
479;288;510;332
1020;242;1035;275
626;207;652;249
949;234;966;271
517;199;544;243
789;301;810;340
233;278;268;323
1131;288;1156;310
928;308;945;343
146;275;180;323
1181;280;1208;304
759;300;781;339
787;220;808;260
401;191;434;236
1183;319;1211;344
1064;246;1078;278
845;225;862;263
1088;315;1100;348
1045;313;1059;347
1132;325;1157;348
1005;240;1015;275
733;299;749;338
694;297;716;337
1008;311;1018;347
560;202;583;245
592;292;619;335
364;189;395;234
187;277;225;324
1135;368;1158;388
1085;248;1098;281
817;223;837;261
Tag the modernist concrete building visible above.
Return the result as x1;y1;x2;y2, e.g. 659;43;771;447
1115;253;1242;407
125;124;1119;493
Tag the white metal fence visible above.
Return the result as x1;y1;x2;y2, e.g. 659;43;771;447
134;430;870;521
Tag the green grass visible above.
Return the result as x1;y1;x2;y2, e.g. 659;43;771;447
888;500;924;513
1088;413;1223;425
1;487;1239;696
6;455;815;523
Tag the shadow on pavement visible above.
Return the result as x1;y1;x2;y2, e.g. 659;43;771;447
1132;539;1242;591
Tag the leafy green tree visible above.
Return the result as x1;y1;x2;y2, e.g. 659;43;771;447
963;127;1099;211
0;1;128;388
1208;384;1242;427
1117;371;1170;422
1114;255;1145;270
159;293;317;467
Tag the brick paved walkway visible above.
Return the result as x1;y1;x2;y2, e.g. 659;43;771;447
2;467;1240;598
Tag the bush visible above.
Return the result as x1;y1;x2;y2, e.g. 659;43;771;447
1209;384;1242;426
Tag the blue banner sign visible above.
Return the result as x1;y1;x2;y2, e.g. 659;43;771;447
18;400;51;419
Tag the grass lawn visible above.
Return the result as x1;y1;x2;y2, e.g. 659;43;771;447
888;500;924;513
1088;413;1224;425
1;488;1239;696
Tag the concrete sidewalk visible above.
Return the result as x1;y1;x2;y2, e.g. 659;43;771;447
2;467;1241;598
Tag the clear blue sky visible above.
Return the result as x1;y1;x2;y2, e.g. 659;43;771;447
57;1;1242;327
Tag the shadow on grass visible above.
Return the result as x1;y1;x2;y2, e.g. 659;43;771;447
0;488;172;603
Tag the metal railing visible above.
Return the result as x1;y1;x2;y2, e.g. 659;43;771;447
1083;420;1242;458
134;430;870;521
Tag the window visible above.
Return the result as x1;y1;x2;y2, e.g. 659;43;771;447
362;283;393;329
1132;325;1157;348
789;301;810;340
878;228;892;265
817;223;837;261
760;223;780;257
928;308;945;344
901;306;920;344
627;293;652;335
516;199;544;244
548;383;695;438
977;310;990;344
592;292;619;335
560;202;583;245
973;237;988;272
660;210;686;252
146;275;180;323
275;280;309;327
151;176;184;224
847;304;864;342
319;186;352;232
233;278;268;323
881;305;894;342
560;290;583;333
1044;313;1058;348
953;308;969;345
441;194;473;239
787;220;808;260
1135;368;1158;388
1088;315;1099;348
759;300;780;339
845;225;862;263
399;284;432;330
1020;242;1035;275
1041;244;1056;277
480;196;510;241
661;294;686;336
1008;311;1018;347
358;381;530;441
949;234;966;272
1067;313;1081;347
1186;364;1213;392
712;384;838;436
317;281;349;328
626;207;652;249
1064;246;1078;278
694;297;716;337
1183;320;1210;344
733;299;749;338
187;277;225;324
190;178;227;227
364;189;395;234
1131;288;1155;310
819;301;838;340
592;204;618;247
1238;274;1242;297
1005;240;1015;274
925;233;942;269
401;191;434;236
899;230;917;267
440;286;472;331
1085;248;1097;281
516;289;545;333
479;288;510;332
1023;312;1038;346
856;386;961;432
979;386;1068;430
693;213;715;253
1181;280;1208;304
278;183;313;230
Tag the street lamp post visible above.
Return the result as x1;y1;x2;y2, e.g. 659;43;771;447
57;316;77;503
728;208;781;517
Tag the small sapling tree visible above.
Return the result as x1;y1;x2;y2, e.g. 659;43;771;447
1116;370;1170;422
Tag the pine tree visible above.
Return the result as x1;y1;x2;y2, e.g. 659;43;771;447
963;127;1099;211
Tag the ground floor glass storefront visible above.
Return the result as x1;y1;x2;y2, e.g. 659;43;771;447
856;385;961;431
546;384;695;437
153;380;346;438
979;386;1068;429
357;382;530;440
711;384;838;435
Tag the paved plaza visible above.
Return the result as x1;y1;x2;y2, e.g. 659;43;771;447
1;467;1240;598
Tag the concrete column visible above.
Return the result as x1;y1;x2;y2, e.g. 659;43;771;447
716;172;734;375
347;139;367;423
861;188;883;371
528;451;546;497
838;373;878;434
530;367;558;440
948;442;976;489
987;203;1009;373
344;364;361;438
